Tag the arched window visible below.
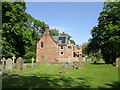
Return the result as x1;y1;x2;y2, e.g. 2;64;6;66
40;42;43;48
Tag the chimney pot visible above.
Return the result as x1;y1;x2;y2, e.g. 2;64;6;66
44;25;49;35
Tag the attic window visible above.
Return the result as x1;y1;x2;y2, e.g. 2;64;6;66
40;42;43;48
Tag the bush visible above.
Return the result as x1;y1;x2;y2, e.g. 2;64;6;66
24;52;36;63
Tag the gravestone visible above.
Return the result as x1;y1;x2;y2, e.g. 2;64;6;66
87;59;92;63
12;56;16;66
82;57;86;62
78;60;84;69
5;58;13;72
59;64;66;74
99;59;104;62
31;58;35;67
1;58;6;70
116;58;120;67
66;56;72;69
16;57;24;72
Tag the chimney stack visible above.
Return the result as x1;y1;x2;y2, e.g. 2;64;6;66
44;25;49;35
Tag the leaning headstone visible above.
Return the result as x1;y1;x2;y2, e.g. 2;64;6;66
116;58;120;67
16;57;24;72
5;58;13;72
12;56;16;66
31;58;35;67
1;58;6;70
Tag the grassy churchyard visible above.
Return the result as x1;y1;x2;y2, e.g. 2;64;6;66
2;62;119;89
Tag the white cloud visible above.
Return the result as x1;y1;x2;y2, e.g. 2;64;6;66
49;25;67;33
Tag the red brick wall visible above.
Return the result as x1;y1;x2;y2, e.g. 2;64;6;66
36;34;57;62
58;45;73;58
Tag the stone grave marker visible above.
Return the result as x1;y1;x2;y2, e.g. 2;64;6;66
116;58;120;67
78;60;84;69
66;56;72;69
82;57;86;62
12;56;16;66
16;57;24;72
1;58;6;70
59;64;66;74
5;58;13;72
31;58;35;67
87;59;92;63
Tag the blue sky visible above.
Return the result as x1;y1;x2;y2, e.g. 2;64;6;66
26;2;104;45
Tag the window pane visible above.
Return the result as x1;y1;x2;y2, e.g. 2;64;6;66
61;46;63;49
68;46;71;49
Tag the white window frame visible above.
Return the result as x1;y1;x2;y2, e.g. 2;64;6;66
60;51;64;56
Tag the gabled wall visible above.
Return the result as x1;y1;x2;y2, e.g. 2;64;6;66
36;26;58;62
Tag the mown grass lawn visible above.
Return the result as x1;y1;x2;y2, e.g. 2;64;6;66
2;62;119;89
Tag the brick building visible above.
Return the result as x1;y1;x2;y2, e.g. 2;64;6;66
36;25;82;63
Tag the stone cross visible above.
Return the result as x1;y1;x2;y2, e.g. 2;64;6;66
31;58;35;67
1;58;6;70
5;58;13;72
12;56;16;65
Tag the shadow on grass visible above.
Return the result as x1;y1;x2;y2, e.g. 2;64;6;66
2;73;90;89
98;82;120;89
90;63;106;65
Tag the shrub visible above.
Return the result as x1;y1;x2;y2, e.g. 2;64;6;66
24;52;36;63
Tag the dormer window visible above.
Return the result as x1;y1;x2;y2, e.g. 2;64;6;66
40;42;43;48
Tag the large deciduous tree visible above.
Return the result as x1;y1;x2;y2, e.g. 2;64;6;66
90;1;120;64
2;2;46;58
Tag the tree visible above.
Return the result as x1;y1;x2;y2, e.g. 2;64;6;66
60;32;71;40
60;32;76;45
81;42;89;56
49;28;59;36
90;1;120;64
2;2;46;58
2;2;30;57
69;40;76;45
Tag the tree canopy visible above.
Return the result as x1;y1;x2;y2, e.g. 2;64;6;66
2;2;46;58
89;1;120;64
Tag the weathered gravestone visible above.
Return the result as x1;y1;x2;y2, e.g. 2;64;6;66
59;64;66;74
78;60;84;69
1;58;6;70
82;57;86;62
16;57;24;72
5;58;13;72
87;59;92;63
65;56;72;69
116;58;120;67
